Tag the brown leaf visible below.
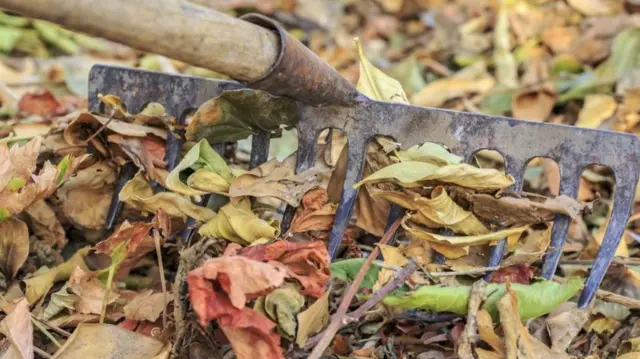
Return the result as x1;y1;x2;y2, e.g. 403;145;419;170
241;241;330;298
123;290;172;322
68;267;119;315
24;199;66;248
18;89;61;116
545;302;590;353
64;112;167;146
51;323;169;358
477;309;505;356
0;298;33;359
108;134;167;183
0;136;41;190
541;26;579;54
290;189;337;233
0;218;29;279
489;265;534;285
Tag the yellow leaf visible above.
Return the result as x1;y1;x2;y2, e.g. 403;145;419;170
411;187;489;235
355;38;408;104
0;218;29;279
411;76;495;107
296;291;329;347
394;142;463;166
374;244;409;289
355;162;514;190
119;171;216;222
199;198;279;244
587;316;621;334
566;0;618;16
477;309;505;356
494;0;518;89
575;94;617;129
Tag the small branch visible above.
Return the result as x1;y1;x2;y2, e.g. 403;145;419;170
34;346;53;359
307;216;403;359
554;276;640;309
31;317;62;348
33;316;71;337
430;266;500;277
559;258;640;267
458;280;488;359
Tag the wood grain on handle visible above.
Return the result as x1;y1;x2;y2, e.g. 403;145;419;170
0;0;279;81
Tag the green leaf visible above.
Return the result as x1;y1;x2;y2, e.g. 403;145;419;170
0;26;24;52
386;55;426;97
33;20;80;54
330;258;381;290
383;278;584;321
6;177;25;191
56;155;72;185
355;38;409;103
165;139;233;196
186;89;300;144
394;142;462;166
0;12;29;27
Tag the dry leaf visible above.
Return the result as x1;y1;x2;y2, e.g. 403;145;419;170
0;298;33;359
259;284;304;339
199;198;278;244
0;218;29;279
51;323;169;359
545;302;590;353
123;290;172;322
404;219;527;247
411;76;495;107
575;94;617;128
394;142;462;166
355;37;409;103
68;267;119;315
64;112;167;146
566;0;618;16
296;291;329;346
24;199;66;248
374;244;409;289
494;0;518;88
18;89;60;116
477;309;505;356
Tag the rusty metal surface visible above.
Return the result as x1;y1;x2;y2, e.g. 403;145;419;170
240;14;360;107
91;63;639;309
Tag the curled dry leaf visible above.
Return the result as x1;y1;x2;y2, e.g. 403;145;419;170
63;112;167;146
119;171;215;222
165;139;233;197
0;298;33;359
0;218;29;279
51;323;169;359
199;198;279;244
108;134;166;182
229;158;322;207
42;284;78;321
354;162;514;190
290;188;337;233
242;240;330;298
296;290;329;347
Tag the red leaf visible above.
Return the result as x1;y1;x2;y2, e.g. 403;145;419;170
241;240;330;298
18;90;61;115
489;264;534;284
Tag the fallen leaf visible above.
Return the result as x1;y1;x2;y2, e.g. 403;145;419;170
186;89;299;144
374;244;408;289
42;284;78;321
545;302;590;353
51;323;169;358
494;0;518;89
0;298;33;359
394;142;462;166
165;139;233;196
490;265;534;285
476;309;505;356
411;76;496;108
541;26;580;55
18;89;60;115
108;135;166;182
354;162;514;190
0;218;29;279
296;290;329;346
617;337;640;359
199;198;279;244
355;37;409;103
290;189;337;233
512;87;556;122
24;199;66;248
566;0;619;16
259;284;304;339
330;258;381;290
68;267;119;315
383;278;583;321
587;316;621;333
575;94;617;128
229;157;321;207
119;171;215;222
503;227;551;266
124;290;172;322
64;112;167;146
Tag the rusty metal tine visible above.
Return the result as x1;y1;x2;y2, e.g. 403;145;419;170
327;139;367;259
578;175;638;308
105;162;136;230
541;168;581;279
483;159;526;280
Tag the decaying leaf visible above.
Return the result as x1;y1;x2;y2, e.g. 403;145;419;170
42;284;78;321
186;89;299;144
296;290;329;347
199;198;279;244
0;298;33;359
51;323;169;359
119;171;215;222
257;284;305;339
229;157;321;207
0;218;29;279
68;266;119;315
165;139;233;196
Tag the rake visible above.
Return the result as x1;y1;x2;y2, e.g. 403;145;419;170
5;0;639;309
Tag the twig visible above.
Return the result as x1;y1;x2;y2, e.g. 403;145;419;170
458;280;488;359
34;346;53;359
83;109;115;145
31;317;62;348
430;266;500;277
559;258;640;266
154;230;168;329
307;216;403;359
554;276;640;309
33;316;71;337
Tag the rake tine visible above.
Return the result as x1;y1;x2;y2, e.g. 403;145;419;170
541;168;580;279
327;139;367;259
105;162;136;230
483;158;525;280
578;177;637;308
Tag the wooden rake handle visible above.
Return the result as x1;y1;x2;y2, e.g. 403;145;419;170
0;0;360;105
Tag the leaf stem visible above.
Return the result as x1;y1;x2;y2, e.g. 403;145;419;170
154;230;168;329
31;317;62;348
100;262;116;324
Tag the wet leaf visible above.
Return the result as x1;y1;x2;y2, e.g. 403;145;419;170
354;162;514;190
296;290;329;346
229;157;321;207
186;89;299;144
119;171;215;222
355;38;409;103
261;285;305;339
51;323;169;358
0;218;29;279
165;139;233;196
0;298;33;359
199;198;279;244
383;278;583;321
123;290;172;322
575;94;617;128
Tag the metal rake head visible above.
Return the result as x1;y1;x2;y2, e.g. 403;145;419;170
90;14;639;310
